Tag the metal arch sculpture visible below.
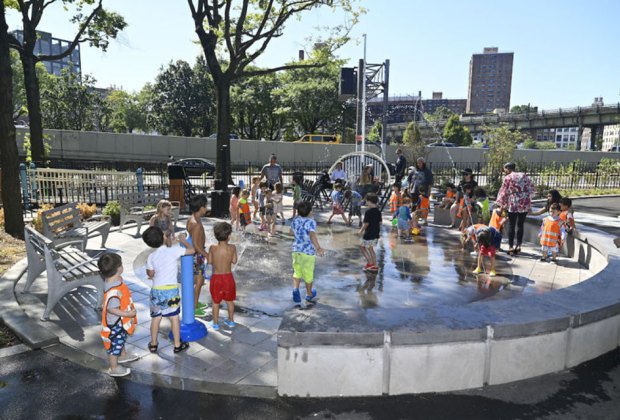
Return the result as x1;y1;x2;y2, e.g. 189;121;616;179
328;151;393;188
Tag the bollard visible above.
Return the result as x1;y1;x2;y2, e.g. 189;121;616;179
136;167;144;192
19;163;30;210
169;235;208;342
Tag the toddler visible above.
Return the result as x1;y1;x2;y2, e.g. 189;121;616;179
273;182;285;224
439;183;457;209
327;183;349;225
415;187;430;226
251;176;261;221
186;194;209;317
229;186;241;230
470;225;502;277
539;203;565;262
258;181;268;231
345;189;363;228
389;184;402;219
396;197;415;238
238;189;252;233
559;197;575;234
149;200;175;246
265;189;276;235
207;222;238;329
359;193;381;272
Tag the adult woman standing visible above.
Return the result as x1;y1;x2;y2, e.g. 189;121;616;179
449;168;478;228
530;189;562;216
494;162;534;254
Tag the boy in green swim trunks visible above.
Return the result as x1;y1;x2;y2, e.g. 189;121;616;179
187;194;209;317
289;201;325;303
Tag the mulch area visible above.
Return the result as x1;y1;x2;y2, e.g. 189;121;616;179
0;230;25;348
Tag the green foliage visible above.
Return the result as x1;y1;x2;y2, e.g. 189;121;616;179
402;121;427;162
522;137;556;150
367;120;382;143
424;106;455;122
231;70;283;140
102;201;120;226
22;133;51;164
149;59;216;137
40;67;108;131
105;89;147;133
510;104;536;113
443;115;472;146
483;125;522;195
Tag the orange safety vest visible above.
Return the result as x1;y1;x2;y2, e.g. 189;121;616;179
540;217;562;247
239;198;251;223
389;192;402;213
489;210;507;231
417;196;430;218
101;281;136;350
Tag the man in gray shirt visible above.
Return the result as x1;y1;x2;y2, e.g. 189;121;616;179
260;154;283;190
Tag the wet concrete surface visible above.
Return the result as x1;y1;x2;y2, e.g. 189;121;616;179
1;347;620;419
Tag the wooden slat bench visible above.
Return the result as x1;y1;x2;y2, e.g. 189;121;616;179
41;202;111;250
117;190;179;235
24;226;104;321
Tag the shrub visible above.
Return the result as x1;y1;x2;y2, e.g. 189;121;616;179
77;203;97;220
32;204;54;233
0;209;3;228
103;201;121;226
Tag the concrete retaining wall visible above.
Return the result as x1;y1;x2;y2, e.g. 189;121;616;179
277;219;620;397
16;128;620;165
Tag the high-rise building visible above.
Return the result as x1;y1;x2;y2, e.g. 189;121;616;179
11;30;81;76
602;124;620;151
466;47;513;114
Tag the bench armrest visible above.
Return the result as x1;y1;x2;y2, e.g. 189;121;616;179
54;239;87;250
88;214;111;222
129;206;145;213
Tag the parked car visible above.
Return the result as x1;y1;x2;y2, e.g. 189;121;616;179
207;133;239;140
427;142;456;147
170;158;215;176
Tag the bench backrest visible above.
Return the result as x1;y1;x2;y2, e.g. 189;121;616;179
41;203;82;237
25;225;53;258
117;190;165;208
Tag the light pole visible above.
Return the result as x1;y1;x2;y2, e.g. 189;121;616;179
360;34;367;156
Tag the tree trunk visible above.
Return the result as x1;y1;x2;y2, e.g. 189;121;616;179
215;79;232;185
21;53;45;164
0;3;25;238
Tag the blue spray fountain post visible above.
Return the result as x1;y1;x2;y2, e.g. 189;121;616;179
169;235;208;341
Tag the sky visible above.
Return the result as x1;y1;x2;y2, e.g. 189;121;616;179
6;0;620;110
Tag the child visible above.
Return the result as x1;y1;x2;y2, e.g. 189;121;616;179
474;187;491;225
251;176;260;221
238;189;252;233
327;183;349;225
257;181;268;231
142;227;193;354
439;183;457;209
389;184;402;219
291;176;302;219
98;252;138;377
290;201;325;303
149;200;175;246
559;197;576;234
186;194;209;317
458;183;475;231
265;189;276;235
461;223;488;250
207;222;238;330
345;189;363;228
359;193;382;272
396;197;414;238
471;225;502;277
539;203;566;262
489;207;508;243
229;186;241;231
415;187;430;226
273;182;285;224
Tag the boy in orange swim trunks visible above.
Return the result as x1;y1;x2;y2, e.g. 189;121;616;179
207;222;238;330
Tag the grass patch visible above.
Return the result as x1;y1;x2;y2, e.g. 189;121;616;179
559;189;620;197
0;229;25;348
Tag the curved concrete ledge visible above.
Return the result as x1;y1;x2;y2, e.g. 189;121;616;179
277;218;620;397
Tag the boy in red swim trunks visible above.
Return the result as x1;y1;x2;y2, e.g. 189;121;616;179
207;222;238;330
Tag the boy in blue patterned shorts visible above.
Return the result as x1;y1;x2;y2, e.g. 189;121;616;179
143;226;194;354
289;201;325;303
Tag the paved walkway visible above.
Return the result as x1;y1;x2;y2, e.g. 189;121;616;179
6;197;606;397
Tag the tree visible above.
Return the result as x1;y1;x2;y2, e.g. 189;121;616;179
106;89;146;133
424;105;455;122
510;104;537;114
367;120;382;143
149;59;216;137
483;125;522;195
443;114;472;146
0;1;25;238
187;0;360;185
402;120;427;162
231;71;283;140
7;0;126;163
274;54;344;137
40;68;107;131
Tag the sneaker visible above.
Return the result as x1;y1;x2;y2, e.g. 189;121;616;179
224;319;236;328
292;288;301;303
210;321;220;330
305;288;317;302
363;263;373;271
194;308;206;317
118;353;140;364
196;302;208;310
489;270;497;277
108;366;131;377
473;267;482;274
369;265;379;272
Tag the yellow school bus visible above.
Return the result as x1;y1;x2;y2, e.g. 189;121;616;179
295;134;341;144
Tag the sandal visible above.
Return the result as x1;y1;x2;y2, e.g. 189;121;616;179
148;342;158;353
173;341;189;353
